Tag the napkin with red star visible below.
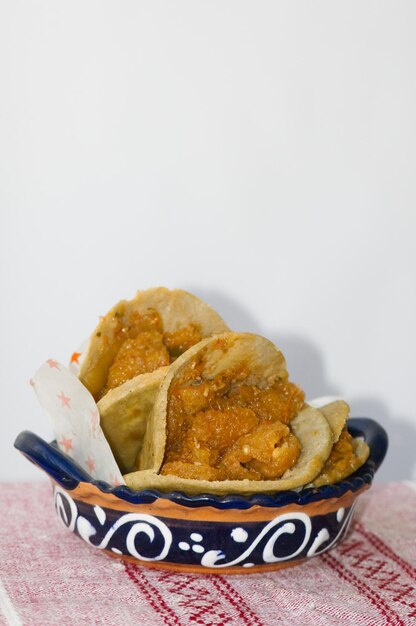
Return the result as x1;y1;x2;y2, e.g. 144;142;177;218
31;359;125;486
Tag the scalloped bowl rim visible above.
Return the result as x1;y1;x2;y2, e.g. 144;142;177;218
15;417;387;510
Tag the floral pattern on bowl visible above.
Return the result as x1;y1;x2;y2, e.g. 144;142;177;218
15;418;387;574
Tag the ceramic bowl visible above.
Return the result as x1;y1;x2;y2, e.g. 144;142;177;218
15;418;387;575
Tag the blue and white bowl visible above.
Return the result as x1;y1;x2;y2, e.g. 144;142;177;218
15;418;387;574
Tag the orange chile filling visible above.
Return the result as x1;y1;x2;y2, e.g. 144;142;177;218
102;312;359;485
102;308;203;397
314;428;358;484
161;357;305;481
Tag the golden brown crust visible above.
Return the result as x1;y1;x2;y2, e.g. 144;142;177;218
125;333;334;494
138;332;289;473
318;400;350;444
124;404;332;494
78;287;229;399
97;367;168;474
80;288;229;472
311;436;370;488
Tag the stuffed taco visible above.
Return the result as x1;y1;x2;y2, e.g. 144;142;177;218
310;401;370;487
124;332;335;494
79;288;229;472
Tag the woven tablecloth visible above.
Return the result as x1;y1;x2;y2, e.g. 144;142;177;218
0;481;415;626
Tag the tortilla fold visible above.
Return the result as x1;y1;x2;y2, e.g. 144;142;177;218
79;287;229;399
97;367;168;473
318;400;350;444
80;288;228;472
124;332;334;494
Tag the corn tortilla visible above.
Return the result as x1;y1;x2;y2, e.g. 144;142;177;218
124;333;334;494
79;287;229;400
81;288;228;471
97;367;168;474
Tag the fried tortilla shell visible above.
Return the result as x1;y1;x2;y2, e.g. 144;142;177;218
138;332;289;473
124;332;334;495
80;288;228;472
318;400;350;444
124;405;333;495
310;401;370;487
97;367;168;473
79;287;229;400
311;434;370;488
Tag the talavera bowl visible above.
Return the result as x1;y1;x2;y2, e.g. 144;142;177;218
15;418;387;575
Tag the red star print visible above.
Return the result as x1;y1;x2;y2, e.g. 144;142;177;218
59;436;73;453
110;475;123;487
70;352;81;364
86;456;95;474
47;359;60;369
57;391;71;408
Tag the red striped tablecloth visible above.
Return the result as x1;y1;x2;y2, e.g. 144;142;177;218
0;482;415;626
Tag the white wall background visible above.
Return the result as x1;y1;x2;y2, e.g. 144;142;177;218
1;1;415;483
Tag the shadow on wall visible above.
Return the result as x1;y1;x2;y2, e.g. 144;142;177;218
188;286;340;399
187;287;416;482
186;286;264;334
